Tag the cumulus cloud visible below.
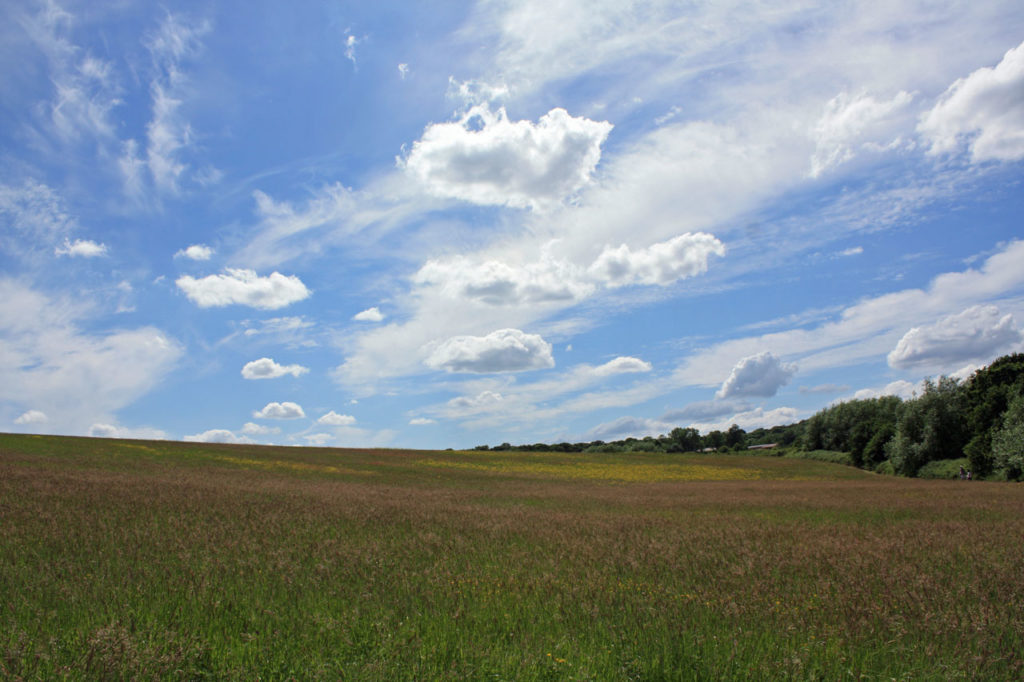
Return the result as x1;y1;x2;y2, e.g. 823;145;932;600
414;251;592;305
415;232;723;308
810;90;913;177
305;433;334;446
241;357;309;380
592;356;652;376
14;410;48;425
852;380;919;401
183;429;255;444
353;307;384;322
253;401;306;419
446;390;504;414
54;237;107;257
240;422;280;435
887;305;1022;370
588;232;725;288
409;418;435;425
176;269;310;309
401;103;612;210
425;328;554;373
175;244;213;260
716;351;797;399
317;411;356;426
89;423;168;440
919;39;1024;162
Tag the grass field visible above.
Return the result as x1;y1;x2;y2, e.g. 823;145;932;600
2;433;1022;680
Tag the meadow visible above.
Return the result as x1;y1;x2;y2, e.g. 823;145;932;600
1;433;1022;680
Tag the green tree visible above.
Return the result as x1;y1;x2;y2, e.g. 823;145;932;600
887;377;967;476
991;393;1024;481
668;427;701;453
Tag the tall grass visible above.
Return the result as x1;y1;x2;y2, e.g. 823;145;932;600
1;434;1022;679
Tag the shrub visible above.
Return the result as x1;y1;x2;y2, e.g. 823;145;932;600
916;458;970;480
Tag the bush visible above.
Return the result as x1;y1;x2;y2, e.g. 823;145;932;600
784;450;854;466
916;458;970;480
874;460;895;476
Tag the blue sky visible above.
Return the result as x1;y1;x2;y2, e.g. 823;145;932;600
2;0;1024;449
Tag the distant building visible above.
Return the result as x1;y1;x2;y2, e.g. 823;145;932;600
747;443;778;450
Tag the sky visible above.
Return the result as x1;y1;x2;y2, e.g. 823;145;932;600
2;0;1024;449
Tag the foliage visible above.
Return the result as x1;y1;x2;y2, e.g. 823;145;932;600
800;396;901;467
468;355;1024;480
886;377;968;476
916;458;971;480
784;449;854;466
991;393;1024;481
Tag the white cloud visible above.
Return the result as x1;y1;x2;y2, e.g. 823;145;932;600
253;401;306;420
14;410;48;425
592;356;652;376
229;183;424;270
140;14;209;194
716;351;797;399
176;269;310;309
446;390;504;414
887;305;1022;370
0;180;77;253
588;232;725;288
21;2;121;145
401;103;612;210
585;416;671;442
88;423;168;440
0;279;182;434
414;232;723;308
661;400;751;424
240;422;280;435
183;429;255;444
674;240;1024;390
810;90;913;177
241;357;309;380
305;433;334;446
55;237;107;257
689;406;802;435
398;63;409;79
409;418;435;425
317;411;356;426
919;39;1024;162
839;246;864;257
175;244;213;260
413;249;593;306
852;380;919;401
353;307;384;322
425;328;554;373
344;33;359;66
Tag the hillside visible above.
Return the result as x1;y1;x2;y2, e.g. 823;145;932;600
2;433;1022;679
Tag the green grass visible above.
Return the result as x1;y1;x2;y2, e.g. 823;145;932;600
1;433;1022;679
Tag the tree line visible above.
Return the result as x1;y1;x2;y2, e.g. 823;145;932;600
471;353;1024;481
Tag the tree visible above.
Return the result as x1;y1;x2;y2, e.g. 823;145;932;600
703;430;726;450
726;424;747;449
887;377;967;476
991;393;1024;481
668;427;701;453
